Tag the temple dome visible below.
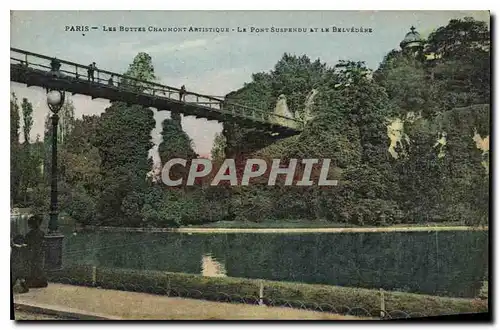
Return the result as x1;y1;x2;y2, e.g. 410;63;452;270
400;26;423;49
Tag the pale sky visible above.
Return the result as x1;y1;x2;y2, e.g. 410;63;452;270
10;10;490;163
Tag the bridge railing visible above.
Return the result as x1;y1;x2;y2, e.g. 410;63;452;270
223;102;300;129
10;48;220;107
10;48;302;130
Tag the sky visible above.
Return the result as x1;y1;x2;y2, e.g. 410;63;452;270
10;10;490;163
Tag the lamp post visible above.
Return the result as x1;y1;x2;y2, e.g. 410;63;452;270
44;89;65;271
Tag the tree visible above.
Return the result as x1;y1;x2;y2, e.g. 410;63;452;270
426;17;490;108
334;61;394;166
64;184;98;227
21;98;33;145
271;53;327;114
393;121;447;222
93;52;157;225
211;132;226;162
31;135;45;183
10;93;21;205
425;17;490;60
157;118;197;188
435;105;490;225
10;93;20;146
120;52;157;93
58;98;75;145
62;115;102;197
374;51;438;117
94;103;155;225
326;63;402;224
334;60;371;87
158;118;197;163
17;98;41;205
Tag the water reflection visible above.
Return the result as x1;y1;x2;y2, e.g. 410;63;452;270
201;253;227;277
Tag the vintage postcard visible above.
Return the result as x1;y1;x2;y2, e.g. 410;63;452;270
10;10;490;321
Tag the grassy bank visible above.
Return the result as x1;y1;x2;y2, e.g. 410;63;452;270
47;265;487;318
190;220;475;229
83;223;488;234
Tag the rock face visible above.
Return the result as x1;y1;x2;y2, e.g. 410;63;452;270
386;112;420;159
433;132;447;159
303;89;318;124
473;129;490;173
387;118;410;159
386;109;489;175
272;94;295;127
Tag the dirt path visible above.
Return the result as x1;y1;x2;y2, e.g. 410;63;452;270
14;309;70;320
14;283;363;320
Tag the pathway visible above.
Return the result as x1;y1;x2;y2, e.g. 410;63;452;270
14;283;362;320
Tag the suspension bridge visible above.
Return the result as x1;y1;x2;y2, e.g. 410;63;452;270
10;48;303;138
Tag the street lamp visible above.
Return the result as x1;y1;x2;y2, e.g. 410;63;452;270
44;89;65;271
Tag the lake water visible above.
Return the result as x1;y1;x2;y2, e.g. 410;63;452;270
62;230;488;298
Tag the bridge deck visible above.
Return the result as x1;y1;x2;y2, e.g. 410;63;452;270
10;48;302;138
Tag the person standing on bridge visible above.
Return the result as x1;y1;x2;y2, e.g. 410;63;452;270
87;62;96;82
49;58;62;78
50;58;61;72
179;85;186;101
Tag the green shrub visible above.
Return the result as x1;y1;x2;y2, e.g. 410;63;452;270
47;264;95;286
478;281;488;300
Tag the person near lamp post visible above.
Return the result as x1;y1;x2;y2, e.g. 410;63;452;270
11;233;29;293
25;215;48;288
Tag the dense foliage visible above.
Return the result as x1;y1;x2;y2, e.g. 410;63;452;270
11;17;490;228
